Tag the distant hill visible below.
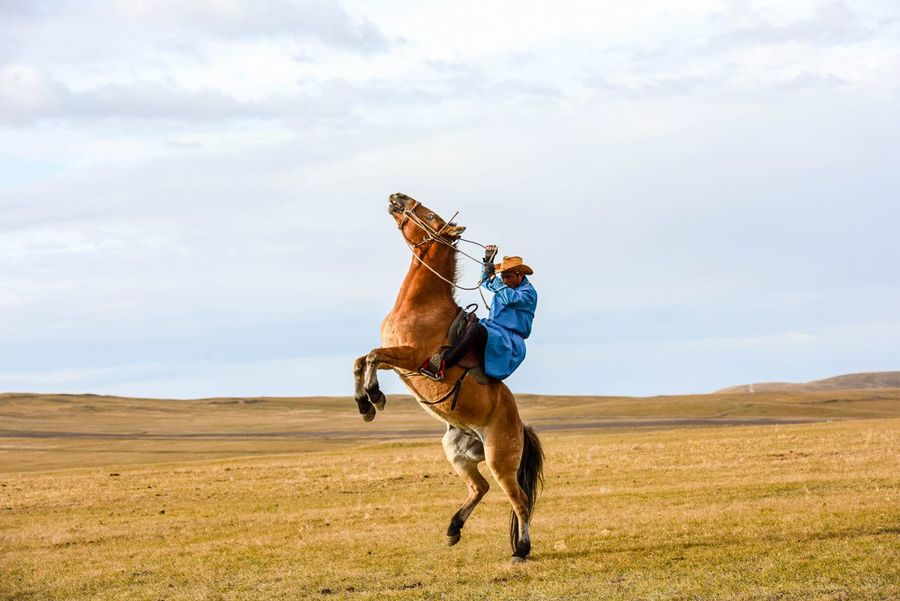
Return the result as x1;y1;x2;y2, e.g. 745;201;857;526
716;371;900;393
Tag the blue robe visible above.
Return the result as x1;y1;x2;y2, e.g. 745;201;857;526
479;274;537;380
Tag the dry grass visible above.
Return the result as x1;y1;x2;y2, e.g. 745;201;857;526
1;392;899;600
3;389;898;473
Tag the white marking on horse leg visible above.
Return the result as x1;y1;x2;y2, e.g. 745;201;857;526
520;521;531;552
353;355;376;421
443;427;488;545
364;352;386;410
353;355;367;400
363;352;378;390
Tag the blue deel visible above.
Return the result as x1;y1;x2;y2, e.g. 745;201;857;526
478;274;537;380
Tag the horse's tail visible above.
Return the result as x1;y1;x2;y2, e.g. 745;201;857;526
510;425;545;553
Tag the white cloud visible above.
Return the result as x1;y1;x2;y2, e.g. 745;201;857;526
0;0;898;397
2;0;391;62
705;1;878;49
114;0;391;50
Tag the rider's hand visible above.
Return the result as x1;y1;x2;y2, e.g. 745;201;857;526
483;244;498;263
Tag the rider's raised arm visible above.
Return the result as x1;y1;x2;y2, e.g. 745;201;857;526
480;244;498;283
483;277;537;309
480;261;495;283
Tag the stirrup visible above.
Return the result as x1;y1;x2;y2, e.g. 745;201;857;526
418;354;446;381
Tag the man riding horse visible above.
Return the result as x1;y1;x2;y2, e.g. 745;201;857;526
355;193;544;562
419;249;538;381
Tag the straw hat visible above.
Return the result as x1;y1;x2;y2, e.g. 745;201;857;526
494;255;533;275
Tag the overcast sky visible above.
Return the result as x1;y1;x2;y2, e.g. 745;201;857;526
1;0;898;399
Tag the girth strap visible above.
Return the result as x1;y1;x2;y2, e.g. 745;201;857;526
417;368;470;411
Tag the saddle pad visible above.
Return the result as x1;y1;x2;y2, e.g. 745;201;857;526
448;306;489;385
467;365;489;385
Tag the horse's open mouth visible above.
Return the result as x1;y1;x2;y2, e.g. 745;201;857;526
388;196;405;214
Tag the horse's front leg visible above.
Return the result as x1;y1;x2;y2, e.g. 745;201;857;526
353;354;376;422
356;346;418;421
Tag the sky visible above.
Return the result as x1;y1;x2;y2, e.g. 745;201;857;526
1;0;898;399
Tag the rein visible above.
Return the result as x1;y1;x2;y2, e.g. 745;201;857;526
396;203;494;307
393;200;489;408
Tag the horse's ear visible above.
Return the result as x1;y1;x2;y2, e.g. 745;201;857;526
444;224;466;237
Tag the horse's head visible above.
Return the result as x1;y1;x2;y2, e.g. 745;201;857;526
388;193;466;244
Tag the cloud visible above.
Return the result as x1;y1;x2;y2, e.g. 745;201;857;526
0;0;48;17
0;65;67;121
776;71;849;92
586;68;738;100
425;59;561;101
603;1;897;98
0;60;561;125
0;68;371;125
117;0;391;52
706;1;878;50
0;65;258;124
0;0;898;398
2;0;391;56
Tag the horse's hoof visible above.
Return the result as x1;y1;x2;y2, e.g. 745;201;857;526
446;534;461;547
369;390;386;411
510;555;527;564
361;406;377;422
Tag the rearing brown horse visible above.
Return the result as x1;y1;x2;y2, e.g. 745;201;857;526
352;193;544;562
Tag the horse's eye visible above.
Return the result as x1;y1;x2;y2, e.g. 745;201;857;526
427;213;435;220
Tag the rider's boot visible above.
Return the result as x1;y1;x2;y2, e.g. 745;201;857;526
418;354;446;381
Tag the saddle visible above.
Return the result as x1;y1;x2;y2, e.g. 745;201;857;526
445;304;490;385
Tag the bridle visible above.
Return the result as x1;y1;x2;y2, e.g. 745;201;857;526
394;202;494;303
395;201;485;260
392;199;493;391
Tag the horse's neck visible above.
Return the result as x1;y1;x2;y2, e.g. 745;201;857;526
392;244;458;313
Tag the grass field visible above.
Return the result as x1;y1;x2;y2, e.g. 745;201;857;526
1;390;899;600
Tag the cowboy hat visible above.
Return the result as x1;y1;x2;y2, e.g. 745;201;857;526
494;255;533;275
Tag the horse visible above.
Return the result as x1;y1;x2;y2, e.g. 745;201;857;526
352;193;544;562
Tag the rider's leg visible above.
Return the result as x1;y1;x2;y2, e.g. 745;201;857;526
419;322;488;380
444;322;488;368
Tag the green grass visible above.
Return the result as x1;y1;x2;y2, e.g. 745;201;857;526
1;391;899;599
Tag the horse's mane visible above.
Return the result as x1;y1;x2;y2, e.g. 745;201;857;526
434;236;462;300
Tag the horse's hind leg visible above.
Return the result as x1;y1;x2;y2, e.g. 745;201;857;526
442;426;488;546
485;429;532;562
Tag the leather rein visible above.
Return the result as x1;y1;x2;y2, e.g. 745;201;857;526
393;202;493;407
395;202;494;304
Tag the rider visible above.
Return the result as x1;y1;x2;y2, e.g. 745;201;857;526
419;245;538;381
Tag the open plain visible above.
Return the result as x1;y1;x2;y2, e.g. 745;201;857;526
1;390;899;600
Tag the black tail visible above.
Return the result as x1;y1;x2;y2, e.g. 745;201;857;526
510;425;545;553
